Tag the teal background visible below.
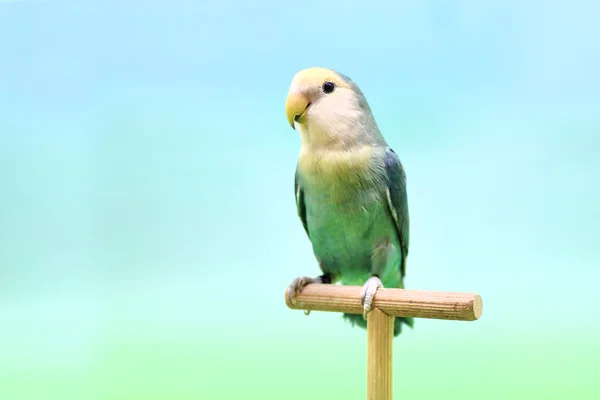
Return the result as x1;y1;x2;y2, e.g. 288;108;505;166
1;1;599;399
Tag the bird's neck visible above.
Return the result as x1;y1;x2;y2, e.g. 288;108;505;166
297;121;350;150
297;142;380;189
298;108;384;150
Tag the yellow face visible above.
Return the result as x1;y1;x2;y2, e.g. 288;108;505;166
285;67;351;130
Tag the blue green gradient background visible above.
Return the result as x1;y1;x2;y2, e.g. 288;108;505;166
1;1;599;399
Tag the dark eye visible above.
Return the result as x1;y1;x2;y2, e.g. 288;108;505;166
322;81;335;94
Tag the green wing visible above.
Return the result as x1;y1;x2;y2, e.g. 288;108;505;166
384;147;410;278
294;168;309;238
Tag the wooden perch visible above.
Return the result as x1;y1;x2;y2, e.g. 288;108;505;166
285;283;482;321
284;283;483;400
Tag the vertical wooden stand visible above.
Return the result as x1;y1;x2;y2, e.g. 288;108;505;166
367;308;394;400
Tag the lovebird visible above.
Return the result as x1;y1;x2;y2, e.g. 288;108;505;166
284;67;413;336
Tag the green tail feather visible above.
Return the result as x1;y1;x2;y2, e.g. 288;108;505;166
342;313;414;337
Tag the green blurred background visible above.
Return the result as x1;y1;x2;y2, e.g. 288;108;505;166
1;1;599;399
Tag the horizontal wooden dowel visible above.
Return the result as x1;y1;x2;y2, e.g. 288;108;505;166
285;283;483;321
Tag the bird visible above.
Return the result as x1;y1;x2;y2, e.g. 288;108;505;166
284;67;413;337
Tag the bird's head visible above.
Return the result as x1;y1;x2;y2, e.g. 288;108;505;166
285;67;381;148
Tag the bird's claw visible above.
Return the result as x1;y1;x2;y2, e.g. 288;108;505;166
360;276;383;320
286;276;317;306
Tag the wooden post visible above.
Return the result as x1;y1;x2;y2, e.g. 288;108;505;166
367;308;394;400
285;284;483;400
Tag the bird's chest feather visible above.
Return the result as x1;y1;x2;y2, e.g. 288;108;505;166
297;146;391;269
297;145;386;214
297;146;381;193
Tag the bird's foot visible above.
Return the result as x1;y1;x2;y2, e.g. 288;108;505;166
360;276;383;320
286;273;334;316
286;276;319;308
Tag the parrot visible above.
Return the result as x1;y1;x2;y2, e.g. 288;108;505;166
284;67;413;337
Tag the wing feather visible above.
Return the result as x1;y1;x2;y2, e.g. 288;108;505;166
294;169;309;238
383;147;410;278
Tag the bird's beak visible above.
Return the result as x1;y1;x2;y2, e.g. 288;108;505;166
285;90;310;130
